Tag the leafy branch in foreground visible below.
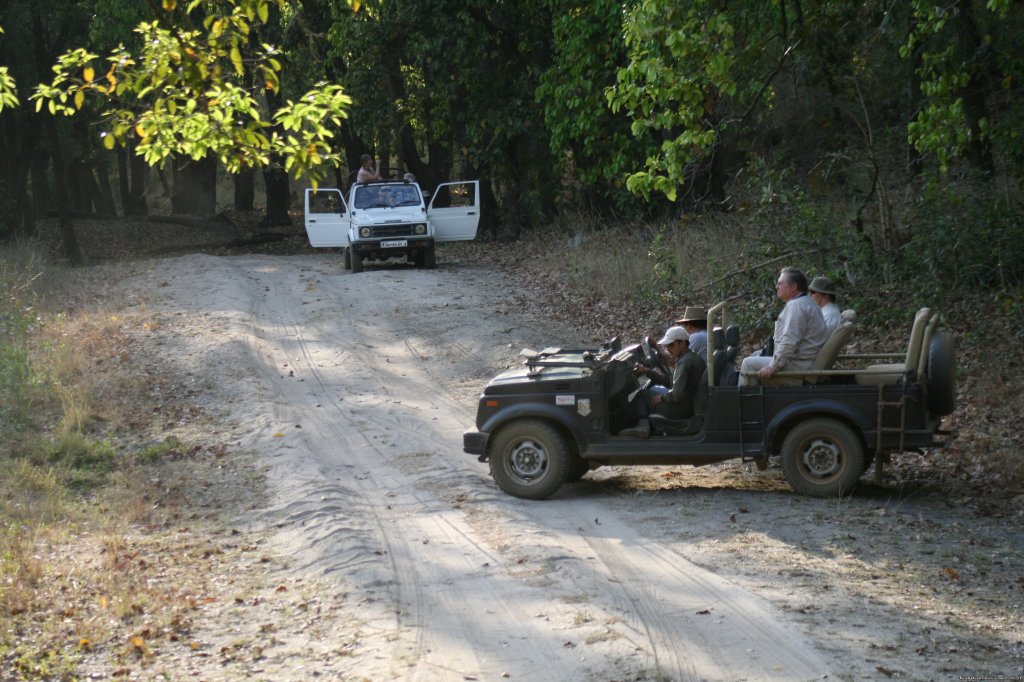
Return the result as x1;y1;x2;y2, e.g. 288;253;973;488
30;0;353;185
0;27;18;113
606;0;737;202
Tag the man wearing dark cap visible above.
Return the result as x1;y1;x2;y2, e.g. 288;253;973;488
809;276;841;333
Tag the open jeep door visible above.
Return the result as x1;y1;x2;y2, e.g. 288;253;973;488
304;188;349;247
428;181;480;242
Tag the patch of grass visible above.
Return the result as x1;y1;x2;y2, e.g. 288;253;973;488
534;214;745;314
0;243;229;677
135;437;191;464
5;645;79;681
571;609;593;626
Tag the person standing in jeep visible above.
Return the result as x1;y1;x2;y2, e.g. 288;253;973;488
357;154;382;183
739;267;829;386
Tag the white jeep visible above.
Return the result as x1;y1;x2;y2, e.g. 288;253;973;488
303;179;481;272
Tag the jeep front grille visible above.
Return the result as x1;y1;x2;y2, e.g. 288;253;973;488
372;224;415;238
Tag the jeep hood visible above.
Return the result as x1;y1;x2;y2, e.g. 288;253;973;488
351;207;425;224
484;351;594;393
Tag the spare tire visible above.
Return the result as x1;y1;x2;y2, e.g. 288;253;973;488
927;330;957;416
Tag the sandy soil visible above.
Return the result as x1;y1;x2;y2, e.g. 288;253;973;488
84;251;1024;681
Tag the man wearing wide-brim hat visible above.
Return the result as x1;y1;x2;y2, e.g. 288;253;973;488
674;306;708;361
809;276;841;333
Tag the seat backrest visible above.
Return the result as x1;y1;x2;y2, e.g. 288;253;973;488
712;348;729;386
709;327;726;385
904;307;932;375
724;324;741;363
812;320;855;372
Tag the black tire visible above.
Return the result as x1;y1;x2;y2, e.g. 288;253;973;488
424;244;437;269
488;419;569;499
565;453;590;482
343;248;352;270
927;331;956;417
350;251;364;273
781;418;864;497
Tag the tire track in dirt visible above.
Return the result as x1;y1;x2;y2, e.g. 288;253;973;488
220;259;596;679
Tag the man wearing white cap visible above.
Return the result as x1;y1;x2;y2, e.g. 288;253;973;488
621;325;706;438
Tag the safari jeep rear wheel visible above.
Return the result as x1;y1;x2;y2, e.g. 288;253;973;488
781;418;865;497
488;419;569;500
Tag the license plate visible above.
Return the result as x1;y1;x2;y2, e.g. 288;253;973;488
380;239;408;248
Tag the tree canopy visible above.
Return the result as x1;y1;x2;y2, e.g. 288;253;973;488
0;0;1020;289
31;0;352;185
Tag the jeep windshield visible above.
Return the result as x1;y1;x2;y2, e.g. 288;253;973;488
354;184;422;209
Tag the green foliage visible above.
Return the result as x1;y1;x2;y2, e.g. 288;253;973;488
322;0;560;230
0;27;18;113
902;0;1023;174
135;438;190;464
40;432;117;487
31;0;353;185
607;0;738;201
535;0;650;211
899;181;1024;298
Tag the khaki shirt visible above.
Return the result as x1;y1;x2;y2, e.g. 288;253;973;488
772;294;829;371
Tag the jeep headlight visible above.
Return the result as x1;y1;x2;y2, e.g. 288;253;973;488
414;223;427;235
359;227;372;238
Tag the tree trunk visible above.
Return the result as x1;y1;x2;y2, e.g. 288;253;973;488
956;0;995;174
116;145;149;216
94;153;117;214
28;152;49;236
67;161;86;213
263;163;291;226
476;173;501;239
127;146;149;215
4;140;37;241
33;8;80;263
76;162;101;214
171;156;217;215
340;125;369;191
234;169;255;211
117;146;131;215
46;119;82;265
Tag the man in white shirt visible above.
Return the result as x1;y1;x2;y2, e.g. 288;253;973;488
809;276;842;333
739;267;829;386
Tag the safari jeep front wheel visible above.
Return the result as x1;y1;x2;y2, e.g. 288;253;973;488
488;419;569;500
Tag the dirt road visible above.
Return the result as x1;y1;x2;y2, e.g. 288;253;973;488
116;252;1023;681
